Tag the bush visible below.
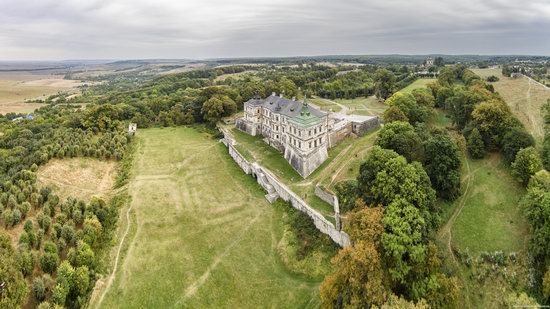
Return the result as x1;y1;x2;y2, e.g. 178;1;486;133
487;75;500;82
33;277;46;301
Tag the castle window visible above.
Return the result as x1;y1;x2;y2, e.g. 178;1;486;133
299;142;301;148
309;142;312;148
320;137;323;143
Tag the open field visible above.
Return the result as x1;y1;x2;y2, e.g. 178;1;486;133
92;127;322;308
472;68;550;142
436;151;530;308
309;97;342;112
399;78;436;94
450;154;528;253
0;72;83;114
37;158;117;203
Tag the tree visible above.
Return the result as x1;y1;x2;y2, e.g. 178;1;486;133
334;180;358;214
502;127;535;164
33;277;46;301
521;170;550;261
0;232;28;308
543;136;550;170
467;128;485;159
375;121;423;162
40;251;59;274
383;106;409;123
375;69;396;100
471;99;516;147
505;292;539;307
75;241;95;269
411;88;435;108
358;147;438;229
377;294;430;309
201;95;236;124
543;267;550;300
385;92;429;124
51;283;68;306
382;199;426;285
424;135;461;200
511;147;542;185
320;206;389;308
74;266;90;296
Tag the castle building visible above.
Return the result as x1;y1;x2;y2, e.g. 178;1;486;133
236;93;381;178
237;93;329;178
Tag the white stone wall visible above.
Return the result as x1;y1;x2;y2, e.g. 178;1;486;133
221;133;350;247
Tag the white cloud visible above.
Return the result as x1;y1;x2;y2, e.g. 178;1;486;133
0;0;548;59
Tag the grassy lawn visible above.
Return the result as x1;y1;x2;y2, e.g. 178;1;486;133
472;68;550;143
451;154;528;254
318;130;379;192
399;78;436;94
231;128;302;181
94;127;323;308
309;97;342;112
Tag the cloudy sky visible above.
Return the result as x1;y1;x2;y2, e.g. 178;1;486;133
1;0;549;60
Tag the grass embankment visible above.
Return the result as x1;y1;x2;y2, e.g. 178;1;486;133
472;68;550;143
94;127;328;308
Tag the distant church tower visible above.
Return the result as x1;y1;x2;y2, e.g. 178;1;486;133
425;57;434;67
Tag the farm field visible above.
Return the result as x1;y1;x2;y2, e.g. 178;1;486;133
0;72;83;114
400;78;436;94
92;127;322;308
472;68;550;142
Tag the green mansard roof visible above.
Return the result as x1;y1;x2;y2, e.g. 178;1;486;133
289;101;322;127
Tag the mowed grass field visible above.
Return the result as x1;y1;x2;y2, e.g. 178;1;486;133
400;78;436;94
94;127;321;308
450;154;528;253
472;68;550;142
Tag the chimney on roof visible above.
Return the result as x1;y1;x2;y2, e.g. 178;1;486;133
280;93;283;98
272;92;276;96
292;96;296;101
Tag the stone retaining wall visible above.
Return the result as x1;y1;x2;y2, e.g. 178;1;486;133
221;133;350;247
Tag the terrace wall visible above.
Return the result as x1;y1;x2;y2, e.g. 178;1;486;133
221;133;350;247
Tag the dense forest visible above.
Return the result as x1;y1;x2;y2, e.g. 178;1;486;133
326;65;550;307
